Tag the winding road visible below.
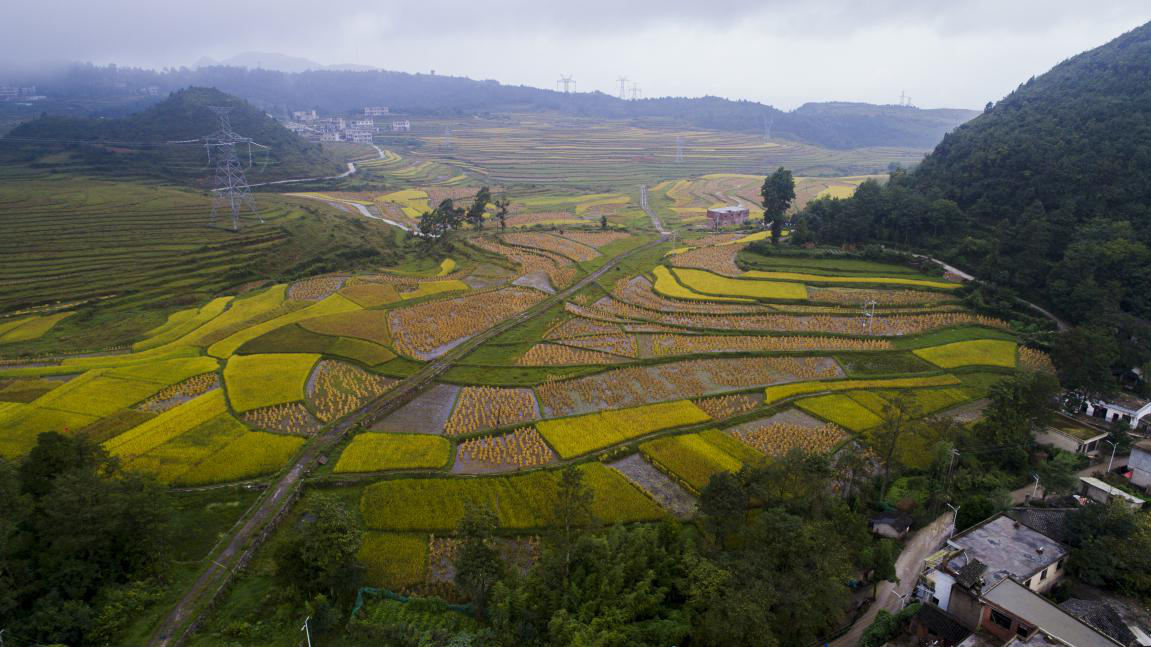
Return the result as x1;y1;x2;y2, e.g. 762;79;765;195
149;204;669;646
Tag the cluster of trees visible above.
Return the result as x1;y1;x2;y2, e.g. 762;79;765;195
790;22;1151;393
416;187;506;239
10;63;977;150
0;433;172;645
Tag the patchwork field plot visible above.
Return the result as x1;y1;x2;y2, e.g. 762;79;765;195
913;339;1017;369
223;353;320;413
640;430;762;494
443;386;540;436
764;374;961;403
0;312;75;344
389;287;547;358
607;454;698;518
371;384;460;434
359;463;666;531
308;360;398;422
795;394;884;431
743;270;960;290
672;268;809;300
535;400;710;458
334;433;451;473
730;420;848;457
453;426;555;473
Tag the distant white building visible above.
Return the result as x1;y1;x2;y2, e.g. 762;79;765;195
1083;394;1151;431
320;132;342;142
391;120;411;132
350;118;374;128
292;109;318;122
0;86;36;101
345;129;374;144
364;106;389;116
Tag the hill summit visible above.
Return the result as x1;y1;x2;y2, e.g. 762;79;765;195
3;87;342;183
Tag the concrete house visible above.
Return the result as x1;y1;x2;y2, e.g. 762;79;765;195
1034;415;1109;456
1084;394;1151;431
1130;440;1151;490
978;578;1122;646
1079;477;1145;509
705;205;749;229
915;514;1069;629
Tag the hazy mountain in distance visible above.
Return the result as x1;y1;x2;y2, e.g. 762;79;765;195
195;51;377;73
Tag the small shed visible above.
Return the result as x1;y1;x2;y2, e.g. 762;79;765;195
1079;477;1145;509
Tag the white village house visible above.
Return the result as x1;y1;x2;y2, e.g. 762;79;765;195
1082;393;1151;431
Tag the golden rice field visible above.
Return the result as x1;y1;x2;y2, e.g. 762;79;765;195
611;277;765;315
535;400;711;459
912;339;1018;369
0;312;75;344
1018;347;1057;374
359;532;428;590
795;394;885;431
241;402;321;435
287;275;347;301
733;422;847;457
359;463;665;531
503;233;600;262
443;386;539;436
743;270;960;290
764;374;961;403
223;353;320;413
389;287;547;357
693;393;762;419
334;433;452;473
650;266;752;303
337;282;402;307
640;433;746;494
558;231;632;248
545;317;624;340
671;268;809;300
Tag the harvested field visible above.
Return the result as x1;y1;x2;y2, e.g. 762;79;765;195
536;356;842;417
390;287;547;358
308;360;399;422
135;373;219;414
608;453;697;519
288;275;347;300
453;427;556;473
503;233;599;262
668;244;742;275
650;334;891;356
443;386;539;436
554;334;638;358
371;383;459;434
516;343;626;366
470;238;578;289
1018;347;1056;374
731;421;848;457
694;392;763;419
241;402;322;435
558;231;631;248
545;317;624;340
808;286;955;306
744;270;959;290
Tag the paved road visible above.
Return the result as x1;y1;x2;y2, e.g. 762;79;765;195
910;252;1071;332
1010;455;1129;504
831;512;954;647
244;143;384;189
150;230;669;646
639;185;669;235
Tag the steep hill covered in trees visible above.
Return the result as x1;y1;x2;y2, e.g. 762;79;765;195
2;87;342;183
793;20;1151;391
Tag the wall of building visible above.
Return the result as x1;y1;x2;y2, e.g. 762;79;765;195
925;571;955;612
1131;449;1151;489
1033;428;1083;454
947;586;985;630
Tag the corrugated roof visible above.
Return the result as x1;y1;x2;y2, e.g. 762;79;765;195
1080;477;1146;505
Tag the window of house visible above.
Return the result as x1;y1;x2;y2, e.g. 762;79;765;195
1040;568;1048;581
931;596;940;606
1016;624;1033;638
991;609;1013;630
1023;578;1031;588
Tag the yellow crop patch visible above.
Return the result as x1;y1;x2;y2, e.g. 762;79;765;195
640;433;744;494
536;400;711;459
223;353;320;412
795;394;884;431
743;270;960;290
339;283;401;307
672;267;808;300
174;431;305;486
765;374;961;403
104;390;228;458
334;433;451;473
359;532;428;588
398;280;470;300
913;339;1018;369
208;293;360;358
651;266;751;303
0;312;75;343
132;297;233;351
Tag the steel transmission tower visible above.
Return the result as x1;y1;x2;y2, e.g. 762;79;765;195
203;107;265;231
556;74;576;93
675;136;684;163
616;76;630;99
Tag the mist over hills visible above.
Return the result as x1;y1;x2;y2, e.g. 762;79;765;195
2;61;977;150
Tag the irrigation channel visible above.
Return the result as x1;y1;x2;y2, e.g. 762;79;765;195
149;205;671;646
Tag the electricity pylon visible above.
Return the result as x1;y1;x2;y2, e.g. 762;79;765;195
556;74;576;93
202;107;265;231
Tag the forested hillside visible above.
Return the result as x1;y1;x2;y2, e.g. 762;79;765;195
1;87;342;183
793;21;1151;377
3;64;976;150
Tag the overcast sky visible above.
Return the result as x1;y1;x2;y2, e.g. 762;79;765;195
5;1;1148;109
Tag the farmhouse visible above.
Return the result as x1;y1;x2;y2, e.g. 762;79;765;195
1083;393;1151;431
1033;414;1109;455
978;578;1121;646
392;120;412;132
292;109;317;122
914;514;1068;629
705;205;749;229
1130;440;1151;489
364;106;390;116
344;129;375;144
319;132;342;142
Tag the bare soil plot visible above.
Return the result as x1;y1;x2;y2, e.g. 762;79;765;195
371;383;460;434
608;454;697;519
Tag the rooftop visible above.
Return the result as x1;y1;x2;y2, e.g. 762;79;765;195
1135;439;1151;454
946;515;1067;588
1005;508;1076;545
1060;599;1138;646
707;206;749;214
983;578;1121;647
1050;423;1110;442
916;603;973;644
1080;477;1146;505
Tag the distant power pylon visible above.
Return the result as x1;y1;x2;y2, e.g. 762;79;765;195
556;74;576;93
629;84;642;101
763;114;774;141
616;76;630;99
675;136;684;163
899;91;913;107
201;107;265;231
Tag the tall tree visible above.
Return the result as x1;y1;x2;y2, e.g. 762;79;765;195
466;186;492;230
275;495;363;602
494;197;509;230
699;471;748;548
873;396;916;503
454;506;504;617
761;168;795;244
553;466;594;575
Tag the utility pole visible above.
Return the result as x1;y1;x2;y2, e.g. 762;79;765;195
1031;474;1041;500
675;136;684;163
301;616;312;647
616;76;629;100
945;502;961;539
1105;440;1118;472
862;300;877;335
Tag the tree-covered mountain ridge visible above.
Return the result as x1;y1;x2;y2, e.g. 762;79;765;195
3;87;343;182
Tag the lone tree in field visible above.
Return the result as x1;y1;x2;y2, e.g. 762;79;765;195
495;197;510;229
600;214;608;230
761;168;796;244
467;186;492;230
553;465;594;576
454;505;504;617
